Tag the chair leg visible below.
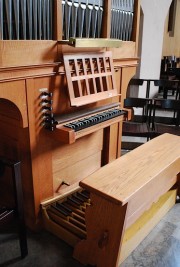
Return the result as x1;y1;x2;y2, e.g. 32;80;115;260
163;89;168;99
18;220;28;258
12;162;28;258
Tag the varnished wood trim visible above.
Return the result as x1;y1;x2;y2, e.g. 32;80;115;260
0;63;61;82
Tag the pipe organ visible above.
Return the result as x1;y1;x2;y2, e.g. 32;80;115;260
5;1;179;266
0;2;179;266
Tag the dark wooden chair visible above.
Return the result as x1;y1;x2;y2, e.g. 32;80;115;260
154;79;179;99
176;86;180;100
152;99;180;137
126;78;145;98
160;56;178;80
168;67;180;80
0;158;28;259
122;97;153;150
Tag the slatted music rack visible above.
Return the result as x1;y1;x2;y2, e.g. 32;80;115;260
63;51;118;106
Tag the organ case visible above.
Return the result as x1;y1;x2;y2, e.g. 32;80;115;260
0;0;140;240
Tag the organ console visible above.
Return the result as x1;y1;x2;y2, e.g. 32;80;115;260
4;1;179;266
40;51;127;143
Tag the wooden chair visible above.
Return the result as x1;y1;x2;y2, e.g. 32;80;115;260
154;79;179;99
176;86;180;100
160;56;177;80
0;158;28;259
152;99;180;137
122;98;153;150
126;78;145;98
168;67;180;80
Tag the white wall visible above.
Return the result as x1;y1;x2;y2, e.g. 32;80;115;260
138;0;172;98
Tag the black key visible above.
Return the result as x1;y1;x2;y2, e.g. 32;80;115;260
76;192;88;201
73;195;84;204
64;123;76;129
67;197;81;207
56;202;72;214
82;190;90;198
50;203;69;217
70;121;83;131
82;119;92;127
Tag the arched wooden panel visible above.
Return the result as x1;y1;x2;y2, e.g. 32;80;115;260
0;80;28;127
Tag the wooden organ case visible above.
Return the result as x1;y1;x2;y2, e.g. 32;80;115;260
0;0;153;265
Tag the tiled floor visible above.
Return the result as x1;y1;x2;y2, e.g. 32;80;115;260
0;202;180;267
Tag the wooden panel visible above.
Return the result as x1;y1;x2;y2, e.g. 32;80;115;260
54;151;102;195
121;66;137;105
109;42;137;59
0;63;61;82
0;41;58;67
0;80;28;127
52;130;103;172
125;171;177;228
52;130;103;194
131;0;141;53
0;99;22;127
102;123;119;165
26;77;54;223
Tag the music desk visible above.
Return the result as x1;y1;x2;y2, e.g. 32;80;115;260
74;133;180;267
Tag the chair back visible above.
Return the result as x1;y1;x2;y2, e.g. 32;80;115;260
129;78;144;86
152;99;180;127
154;79;178;88
0;157;28;258
127;79;145;98
124;97;152;124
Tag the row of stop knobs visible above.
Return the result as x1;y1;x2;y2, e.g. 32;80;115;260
40;91;56;131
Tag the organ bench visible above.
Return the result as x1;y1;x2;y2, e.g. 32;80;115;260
42;133;180;267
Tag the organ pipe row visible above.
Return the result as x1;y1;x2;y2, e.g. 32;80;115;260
110;0;134;41
0;0;135;41
0;0;53;40
61;0;104;40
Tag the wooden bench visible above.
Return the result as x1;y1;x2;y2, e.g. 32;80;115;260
73;133;180;267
